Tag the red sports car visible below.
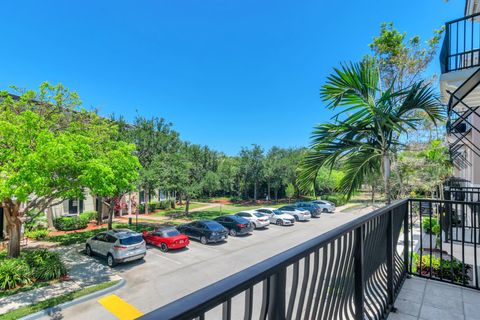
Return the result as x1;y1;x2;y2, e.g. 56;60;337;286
142;227;189;252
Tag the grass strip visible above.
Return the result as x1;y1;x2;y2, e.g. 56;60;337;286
0;280;120;320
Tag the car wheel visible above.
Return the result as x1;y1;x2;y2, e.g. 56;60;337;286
229;229;237;237
323;208;328;213
200;236;208;245
85;245;92;256
294;215;299;222
107;254;116;267
276;219;282;226
160;243;169;252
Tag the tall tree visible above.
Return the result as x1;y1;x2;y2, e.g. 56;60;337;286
239;145;265;202
298;61;444;203
0;83;129;257
120;116;179;213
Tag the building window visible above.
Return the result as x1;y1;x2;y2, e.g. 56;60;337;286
68;198;84;214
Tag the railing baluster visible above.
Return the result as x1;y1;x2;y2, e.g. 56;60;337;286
222;299;231;320
304;250;319;319
403;202;409;275
259;278;270;319
244;287;253;320
286;261;299;319
354;225;365;320
295;255;310;320
267;269;286;320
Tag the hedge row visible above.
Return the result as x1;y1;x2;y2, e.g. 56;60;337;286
53;211;97;231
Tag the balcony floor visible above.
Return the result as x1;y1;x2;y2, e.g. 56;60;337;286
388;276;480;320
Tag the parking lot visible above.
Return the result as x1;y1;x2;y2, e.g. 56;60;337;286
43;207;374;320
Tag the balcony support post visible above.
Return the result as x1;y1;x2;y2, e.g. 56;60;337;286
354;225;365;320
403;202;409;275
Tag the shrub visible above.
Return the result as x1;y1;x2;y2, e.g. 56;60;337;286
416;253;470;284
138;204;145;214
81;211;97;222
53;215;88;231
25;229;49;240
0;259;33;290
230;196;242;203
323;194;348;206
422;217;439;233
148;201;159;210
23;250;67;281
169;199;176;209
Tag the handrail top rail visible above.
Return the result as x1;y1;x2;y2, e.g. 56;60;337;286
446;11;480;25
138;198;409;320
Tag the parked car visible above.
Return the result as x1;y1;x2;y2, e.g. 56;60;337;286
142;227;189;252
277;206;311;221
255;208;295;226
295;202;322;217
177;220;228;244
235;210;270;229
86;229;146;267
214;215;254;236
312;200;336;213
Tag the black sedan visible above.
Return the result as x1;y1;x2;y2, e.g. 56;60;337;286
176;220;228;245
214;215;254;237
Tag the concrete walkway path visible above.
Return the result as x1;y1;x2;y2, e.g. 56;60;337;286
0;244;121;315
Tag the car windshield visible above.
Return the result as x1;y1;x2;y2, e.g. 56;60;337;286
273;210;283;215
119;235;144;245
253;212;265;217
204;221;225;231
164;229;180;237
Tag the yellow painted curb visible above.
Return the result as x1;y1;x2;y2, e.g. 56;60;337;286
98;294;144;320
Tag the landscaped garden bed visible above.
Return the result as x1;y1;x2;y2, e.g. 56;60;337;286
0;249;67;294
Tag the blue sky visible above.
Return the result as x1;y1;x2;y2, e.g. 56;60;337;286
0;0;464;155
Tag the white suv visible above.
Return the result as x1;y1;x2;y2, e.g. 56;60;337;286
312;200;336;213
86;229;146;267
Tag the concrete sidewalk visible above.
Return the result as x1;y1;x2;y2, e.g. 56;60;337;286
0;244;121;315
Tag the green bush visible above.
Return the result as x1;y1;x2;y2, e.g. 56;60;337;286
230;196;242;203
138;204;145;214
148;201;159;210
169;199;176;209
23;250;67;281
81;211;97;222
416;253;470;284
323;194;348;206
53;215;88;231
25;229;49;240
422;217;439;233
0;259;33;290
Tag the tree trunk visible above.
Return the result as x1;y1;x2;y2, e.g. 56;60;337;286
46;207;55;230
274;189;279;203
371;185;375;206
185;196;190;215
7;221;21;258
3;201;22;258
107;200;114;230
145;187;149;214
383;153;391;204
267;182;271;202
254;181;257;202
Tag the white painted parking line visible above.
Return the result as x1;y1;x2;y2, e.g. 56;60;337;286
147;250;182;265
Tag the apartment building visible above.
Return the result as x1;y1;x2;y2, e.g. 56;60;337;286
441;0;480;186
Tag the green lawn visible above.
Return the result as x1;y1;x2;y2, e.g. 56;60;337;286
0;280;120;320
151;202;207;217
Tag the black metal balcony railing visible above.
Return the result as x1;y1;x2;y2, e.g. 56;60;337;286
139;198;479;320
441;12;480;73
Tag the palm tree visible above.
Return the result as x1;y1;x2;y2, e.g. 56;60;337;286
298;61;444;204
